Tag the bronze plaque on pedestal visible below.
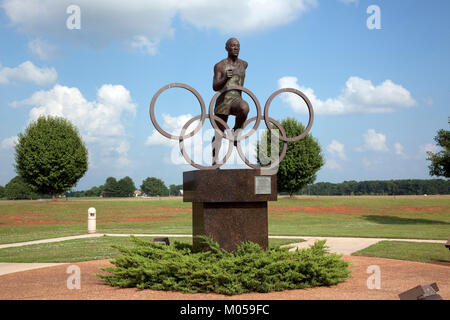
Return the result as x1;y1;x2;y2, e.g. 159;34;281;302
255;176;271;195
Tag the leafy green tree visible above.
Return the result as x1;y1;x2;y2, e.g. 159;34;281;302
0;185;4;198
305;179;449;195
4;176;38;200
427;123;449;178
169;184;183;196
118;176;136;197
257;117;324;197
103;177;120;197
141;177;169;196
69;190;84;197
84;185;103;197
14;116;88;199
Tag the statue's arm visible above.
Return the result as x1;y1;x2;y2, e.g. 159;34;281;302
213;63;229;92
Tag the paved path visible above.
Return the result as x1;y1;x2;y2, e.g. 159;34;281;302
0;233;446;275
0;233;192;249
275;236;447;255
0;263;67;276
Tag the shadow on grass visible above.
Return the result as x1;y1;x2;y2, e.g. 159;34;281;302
363;215;450;225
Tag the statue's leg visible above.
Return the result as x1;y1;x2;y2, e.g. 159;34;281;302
212;114;228;165
230;99;249;131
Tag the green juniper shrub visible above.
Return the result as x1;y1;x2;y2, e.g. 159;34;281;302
98;236;351;296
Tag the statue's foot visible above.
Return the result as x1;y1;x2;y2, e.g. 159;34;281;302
212;161;221;169
232;129;238;147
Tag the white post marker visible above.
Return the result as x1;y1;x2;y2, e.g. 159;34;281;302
88;207;96;234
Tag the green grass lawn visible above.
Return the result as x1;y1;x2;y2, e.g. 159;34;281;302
0;198;192;244
0;236;302;263
0;196;449;245
269;196;450;240
352;241;450;263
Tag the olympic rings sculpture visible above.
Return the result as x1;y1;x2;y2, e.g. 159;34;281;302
149;83;314;170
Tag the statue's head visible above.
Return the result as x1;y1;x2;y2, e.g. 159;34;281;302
225;38;240;58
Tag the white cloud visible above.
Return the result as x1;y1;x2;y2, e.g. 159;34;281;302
11;84;136;167
325;158;341;170
146;113;203;167
411;143;439;161
146;113;217;167
146;130;172;147
115;156;132;168
420;143;438;155
2;0;317;54
28;38;59;60
146;113;194;146
278;76;417;115
327;140;346;160
129;36;159;55
394;142;405;156
1;136;18;149
115;140;130;156
177;0;317;34
325;140;345;171
0;61;57;86
361;129;389;152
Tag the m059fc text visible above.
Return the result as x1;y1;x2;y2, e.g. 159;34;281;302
179;304;269;317
224;304;269;315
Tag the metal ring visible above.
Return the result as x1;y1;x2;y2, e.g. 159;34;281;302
208;85;261;142
179;114;234;170
150;83;206;141
149;83;315;171
264;88;314;142
236;116;288;170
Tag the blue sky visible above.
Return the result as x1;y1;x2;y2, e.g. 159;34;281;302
0;0;448;190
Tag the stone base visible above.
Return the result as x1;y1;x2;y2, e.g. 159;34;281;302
192;202;268;252
183;169;277;252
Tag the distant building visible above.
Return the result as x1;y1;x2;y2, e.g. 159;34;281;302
134;190;142;197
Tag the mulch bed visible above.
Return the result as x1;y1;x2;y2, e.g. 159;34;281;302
0;256;448;300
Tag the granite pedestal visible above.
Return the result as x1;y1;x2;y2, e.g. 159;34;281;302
183;169;277;252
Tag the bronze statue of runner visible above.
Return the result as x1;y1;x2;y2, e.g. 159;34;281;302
212;38;249;165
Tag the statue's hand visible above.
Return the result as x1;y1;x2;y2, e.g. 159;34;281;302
226;69;233;78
